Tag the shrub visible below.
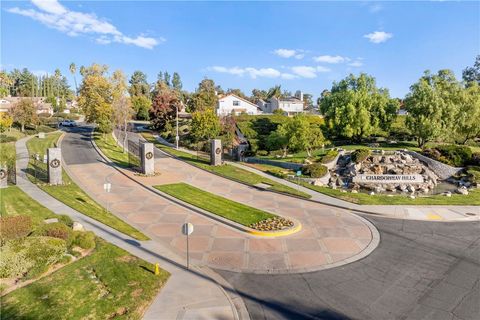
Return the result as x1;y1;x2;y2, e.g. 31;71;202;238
424;145;472;167
70;231;96;249
351;149;371;163
256;150;268;156
0;237;66;279
320;150;339;164
266;169;287;179
57;215;74;227
302;163;328;178
36;222;72;240
467;166;480;184
0;135;17;143
0;243;33;278
0;216;32;243
471;152;480;166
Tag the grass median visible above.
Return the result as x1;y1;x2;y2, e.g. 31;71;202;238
155;182;276;226
93;131;139;167
26;132;149;241
141;132;311;199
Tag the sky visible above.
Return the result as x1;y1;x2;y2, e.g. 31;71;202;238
1;0;479;99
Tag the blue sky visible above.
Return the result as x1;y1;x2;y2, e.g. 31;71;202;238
1;0;479;99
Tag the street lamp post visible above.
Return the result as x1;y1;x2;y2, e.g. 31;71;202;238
175;105;179;150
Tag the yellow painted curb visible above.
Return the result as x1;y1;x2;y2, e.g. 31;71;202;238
247;222;302;237
427;213;443;221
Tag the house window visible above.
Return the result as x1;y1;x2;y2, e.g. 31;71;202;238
233;100;240;106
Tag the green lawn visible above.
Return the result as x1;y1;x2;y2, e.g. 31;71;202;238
1;238;169;320
141;132;311;199
26;133;149;241
294;180;480;205
155;182;276;226
93;131;133;167
0;186;58;227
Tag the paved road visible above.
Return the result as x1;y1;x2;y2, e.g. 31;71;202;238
218;217;480;320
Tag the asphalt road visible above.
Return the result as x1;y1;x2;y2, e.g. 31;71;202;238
61;125;480;320
219;217;480;320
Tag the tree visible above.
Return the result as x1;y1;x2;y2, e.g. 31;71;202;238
172;72;182;91
149;82;178;130
251;89;268;102
303;93;314;109
267;85;282;99
267;115;326;157
404;70;461;147
454;82;480;144
0;113;13;133
219;116;236;149
69;63;78;96
0;71;13;97
131;95;151;120
188;79;218;112
129;71;150;97
319;73;399;140
226;88;247;100
113;95;133;151
462;55;480;85
10;98;37;132
190;109;221;143
77;64;113;133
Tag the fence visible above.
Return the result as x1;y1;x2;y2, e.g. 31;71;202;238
127;140;141;169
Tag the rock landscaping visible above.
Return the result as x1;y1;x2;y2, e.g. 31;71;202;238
249;217;294;231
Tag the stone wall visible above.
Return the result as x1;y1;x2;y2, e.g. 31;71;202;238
406;151;464;180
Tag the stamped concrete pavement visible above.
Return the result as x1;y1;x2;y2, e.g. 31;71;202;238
62;126;378;274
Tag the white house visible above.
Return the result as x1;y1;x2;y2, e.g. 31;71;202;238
257;93;304;116
217;94;261;116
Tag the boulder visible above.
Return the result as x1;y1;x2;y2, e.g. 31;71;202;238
351;189;358;193
44;218;59;224
444;191;452;197
73;222;85;231
369;191;375;196
456;187;469;195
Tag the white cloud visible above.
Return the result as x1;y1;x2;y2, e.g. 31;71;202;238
273;49;305;59
7;0;162;49
313;55;347;64
369;3;383;13
208;66;298;79
209;64;331;79
291;66;317;78
348;60;363;67
363;31;393;44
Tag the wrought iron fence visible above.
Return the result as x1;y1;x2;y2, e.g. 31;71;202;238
127;140;141;169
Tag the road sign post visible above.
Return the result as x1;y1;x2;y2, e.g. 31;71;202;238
296;170;302;195
181;223;194;269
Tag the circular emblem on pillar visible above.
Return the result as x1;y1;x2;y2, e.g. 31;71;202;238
50;159;60;168
145;152;153;160
0;169;6;179
215;148;221;155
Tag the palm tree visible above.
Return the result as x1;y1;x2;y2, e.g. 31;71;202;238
69;63;78;96
267;85;282;99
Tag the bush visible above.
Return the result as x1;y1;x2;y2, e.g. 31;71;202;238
256;150;268;156
351;149;371;163
0;216;32;243
467;166;480;184
424;145;472;167
471;152;480;166
70;231;96;249
0;135;17;143
0;236;66;279
320;150;339;164
57;215;74;227
36;222;72;240
266;169;287;179
302;163;328;178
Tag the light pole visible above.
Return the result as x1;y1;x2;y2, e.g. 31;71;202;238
175;105;179;150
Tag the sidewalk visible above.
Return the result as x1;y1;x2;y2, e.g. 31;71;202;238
153;135;479;222
15;136;245;320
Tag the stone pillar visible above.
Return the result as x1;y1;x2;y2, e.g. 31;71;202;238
210;139;222;166
47;148;62;185
140;142;154;175
0;165;7;189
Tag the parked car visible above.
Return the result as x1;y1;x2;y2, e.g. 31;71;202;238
60;120;76;127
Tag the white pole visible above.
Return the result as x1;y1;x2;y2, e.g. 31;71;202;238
176;105;179;150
